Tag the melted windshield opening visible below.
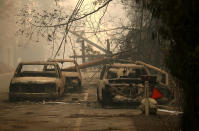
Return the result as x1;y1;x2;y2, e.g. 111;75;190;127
16;64;58;78
57;62;77;72
107;67;147;79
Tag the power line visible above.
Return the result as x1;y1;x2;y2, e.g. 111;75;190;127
53;0;84;58
77;26;132;33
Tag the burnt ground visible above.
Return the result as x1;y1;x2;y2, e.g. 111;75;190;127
0;74;181;131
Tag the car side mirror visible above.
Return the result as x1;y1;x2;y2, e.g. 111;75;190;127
14;72;17;77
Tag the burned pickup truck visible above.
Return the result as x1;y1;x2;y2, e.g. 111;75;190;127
97;61;171;106
9;61;65;101
48;59;82;90
97;63;151;105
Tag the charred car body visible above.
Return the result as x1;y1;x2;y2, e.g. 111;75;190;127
97;63;151;105
9;61;65;101
97;60;172;106
48;59;82;90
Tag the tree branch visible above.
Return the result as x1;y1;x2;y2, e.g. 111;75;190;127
71;0;112;22
31;0;113;28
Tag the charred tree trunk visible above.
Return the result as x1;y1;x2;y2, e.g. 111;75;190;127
182;82;199;131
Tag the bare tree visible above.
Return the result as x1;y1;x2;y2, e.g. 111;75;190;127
16;0;113;59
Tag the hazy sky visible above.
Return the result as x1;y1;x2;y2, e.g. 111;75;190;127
0;0;128;61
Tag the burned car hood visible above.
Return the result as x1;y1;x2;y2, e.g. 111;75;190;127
11;77;59;84
62;72;80;78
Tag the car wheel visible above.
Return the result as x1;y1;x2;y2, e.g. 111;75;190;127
102;89;112;105
97;87;101;103
77;80;81;89
9;95;16;102
79;81;82;88
58;88;61;97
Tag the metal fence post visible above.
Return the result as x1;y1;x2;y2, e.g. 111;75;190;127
145;81;149;116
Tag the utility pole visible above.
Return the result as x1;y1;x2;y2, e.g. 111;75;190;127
70;30;107;53
81;40;85;64
106;39;110;55
144;80;149;116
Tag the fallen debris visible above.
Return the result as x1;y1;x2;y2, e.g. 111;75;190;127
139;98;158;114
157;109;183;115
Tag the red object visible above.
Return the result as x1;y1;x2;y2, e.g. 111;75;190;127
152;88;163;99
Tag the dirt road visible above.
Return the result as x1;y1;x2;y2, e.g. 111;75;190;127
0;74;180;131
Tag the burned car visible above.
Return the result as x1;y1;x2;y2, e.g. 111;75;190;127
97;63;152;105
9;61;65;101
48;59;82;90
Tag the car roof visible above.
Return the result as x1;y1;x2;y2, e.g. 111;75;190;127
107;63;144;68
48;59;75;63
19;61;57;65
